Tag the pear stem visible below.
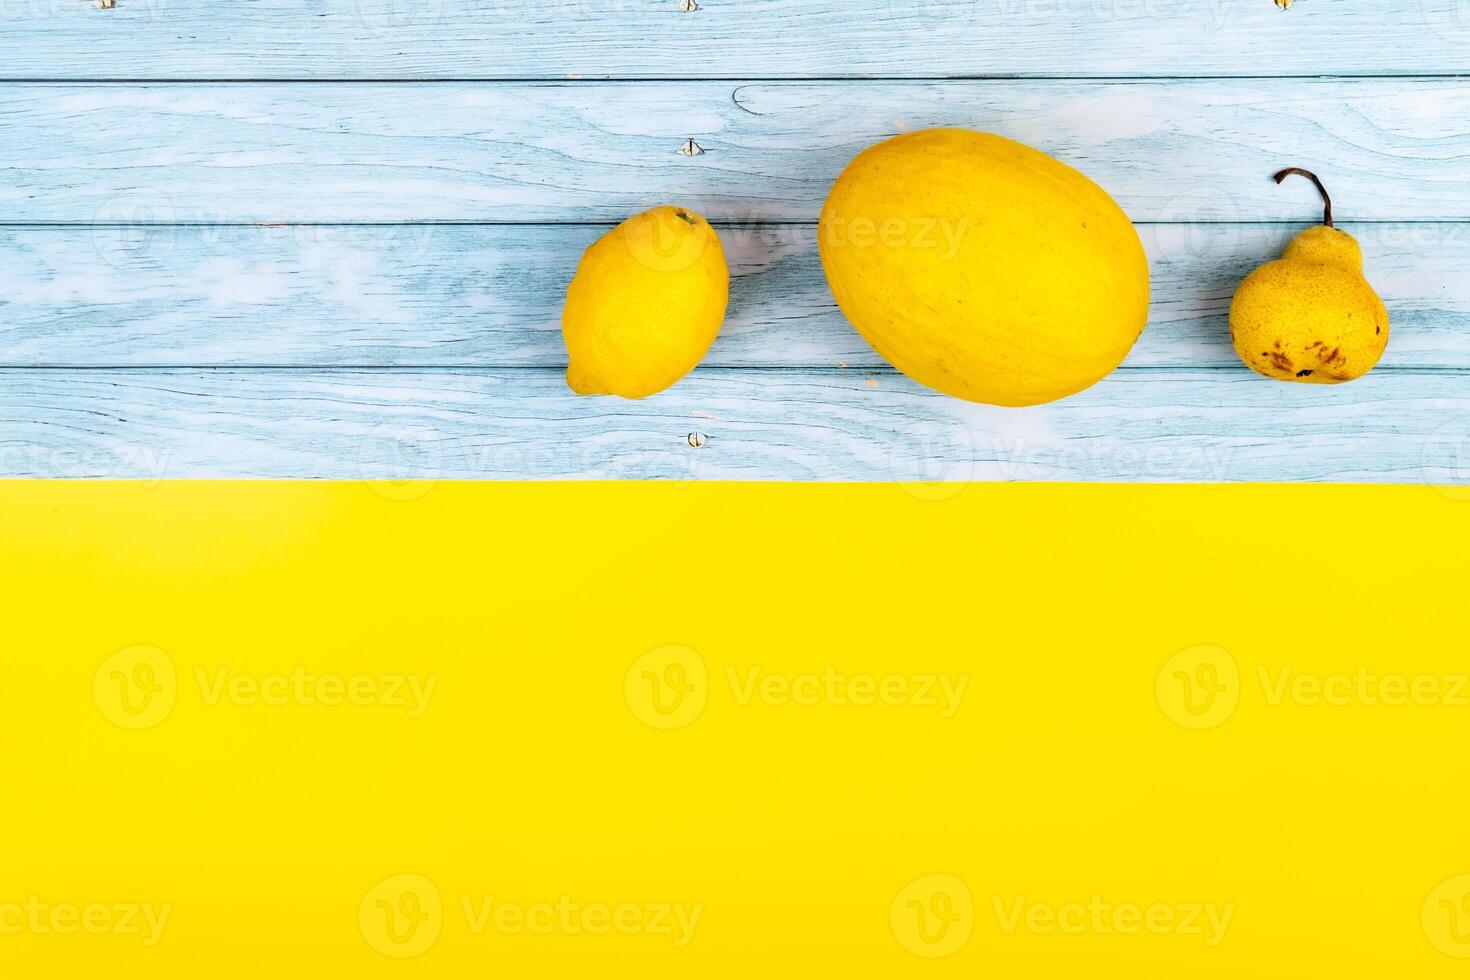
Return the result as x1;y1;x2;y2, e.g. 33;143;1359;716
1274;167;1333;228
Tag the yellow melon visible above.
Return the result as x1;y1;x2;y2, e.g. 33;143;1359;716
818;128;1150;407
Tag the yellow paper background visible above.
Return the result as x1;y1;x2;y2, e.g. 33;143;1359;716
2;480;1468;976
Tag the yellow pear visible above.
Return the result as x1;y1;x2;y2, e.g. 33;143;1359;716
1230;169;1388;383
562;206;728;398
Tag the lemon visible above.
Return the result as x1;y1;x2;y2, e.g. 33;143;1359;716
562;206;729;398
818;128;1150;407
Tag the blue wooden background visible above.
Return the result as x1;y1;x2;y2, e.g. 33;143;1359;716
2;2;1470;481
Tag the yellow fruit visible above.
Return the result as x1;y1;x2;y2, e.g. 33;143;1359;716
818;128;1150;407
563;206;728;398
1229;169;1388;383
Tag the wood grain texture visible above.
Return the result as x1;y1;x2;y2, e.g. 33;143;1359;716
4;80;1467;223
3;0;1468;80
2;222;1464;370
2;368;1468;483
4;6;1468;483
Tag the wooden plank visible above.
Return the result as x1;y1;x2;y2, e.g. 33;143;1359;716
2;0;1467;80
3;80;1468;222
2;222;1465;370
2;368;1468;483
